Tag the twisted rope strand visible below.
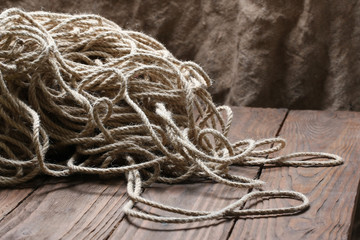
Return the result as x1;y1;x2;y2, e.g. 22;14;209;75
0;8;343;223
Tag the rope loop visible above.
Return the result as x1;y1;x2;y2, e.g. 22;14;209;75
0;8;343;223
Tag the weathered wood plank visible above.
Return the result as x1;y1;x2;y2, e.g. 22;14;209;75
229;110;360;240
0;187;36;222
0;107;286;240
0;188;32;221
0;177;45;222
0;176;128;240
109;107;287;240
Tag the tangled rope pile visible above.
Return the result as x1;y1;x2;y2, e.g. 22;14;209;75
0;8;343;223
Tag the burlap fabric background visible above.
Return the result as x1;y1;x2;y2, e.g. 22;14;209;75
0;0;359;110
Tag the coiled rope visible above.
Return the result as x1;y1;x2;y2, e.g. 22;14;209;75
0;8;342;223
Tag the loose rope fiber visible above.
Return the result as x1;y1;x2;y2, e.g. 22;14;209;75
0;8;343;223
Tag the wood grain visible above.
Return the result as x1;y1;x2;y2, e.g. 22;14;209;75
0;177;45;221
0;188;36;221
0;176;128;240
109;107;287;240
229;110;360;240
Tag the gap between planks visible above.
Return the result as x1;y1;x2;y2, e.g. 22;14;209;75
228;110;360;240
225;109;290;240
108;107;287;240
0;108;290;240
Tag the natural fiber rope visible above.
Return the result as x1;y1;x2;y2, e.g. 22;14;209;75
0;8;343;223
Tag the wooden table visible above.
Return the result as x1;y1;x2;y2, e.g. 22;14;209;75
0;107;359;240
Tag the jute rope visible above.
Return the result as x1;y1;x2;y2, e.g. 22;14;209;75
0;8;343;223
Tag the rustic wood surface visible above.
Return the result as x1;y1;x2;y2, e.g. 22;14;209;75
109;107;286;240
229;110;360;240
0;107;359;240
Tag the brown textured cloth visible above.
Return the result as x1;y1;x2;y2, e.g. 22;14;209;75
1;0;359;111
